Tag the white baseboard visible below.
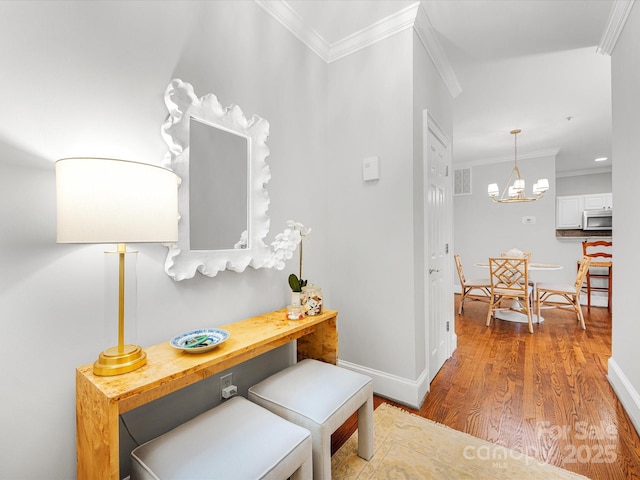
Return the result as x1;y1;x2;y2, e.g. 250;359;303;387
607;358;640;436
337;359;429;409
454;285;609;307
578;291;608;307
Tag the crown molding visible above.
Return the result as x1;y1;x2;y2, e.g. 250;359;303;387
556;166;612;178
255;0;461;97
255;0;330;61
328;3;419;62
456;148;560;169
597;0;636;55
457;150;613;178
256;0;419;63
413;2;462;98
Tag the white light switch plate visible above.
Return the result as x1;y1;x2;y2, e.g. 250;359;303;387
522;216;536;224
363;156;379;181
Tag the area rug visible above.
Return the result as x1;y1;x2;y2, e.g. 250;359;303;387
332;403;588;479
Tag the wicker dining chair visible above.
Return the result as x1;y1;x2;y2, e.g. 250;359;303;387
486;257;534;334
454;254;491;315
538;256;592;329
501;249;533;286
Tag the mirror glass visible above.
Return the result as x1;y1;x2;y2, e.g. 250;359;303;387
162;79;273;280
189;118;248;251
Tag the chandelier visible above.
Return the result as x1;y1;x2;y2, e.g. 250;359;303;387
487;129;549;203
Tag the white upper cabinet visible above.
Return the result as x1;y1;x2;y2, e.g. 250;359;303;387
584;193;613;210
556;195;585;229
556;193;612;229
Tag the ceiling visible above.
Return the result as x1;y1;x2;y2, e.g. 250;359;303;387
285;0;614;176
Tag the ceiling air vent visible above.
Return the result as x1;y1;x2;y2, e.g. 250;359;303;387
454;167;472;196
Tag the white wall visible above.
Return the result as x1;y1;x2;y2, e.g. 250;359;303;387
454;154;614;293
556;171;612;196
327;30;415;377
608;2;640;435
0;1;329;478
453;154;589;285
0;1;456;477
326;23;454;407
454;156;612;300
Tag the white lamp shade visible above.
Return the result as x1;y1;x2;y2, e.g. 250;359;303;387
488;183;499;196
56;158;179;244
533;179;550;195
513;179;525;191
537;178;550;191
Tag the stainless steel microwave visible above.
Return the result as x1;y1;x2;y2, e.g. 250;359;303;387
583;209;612;230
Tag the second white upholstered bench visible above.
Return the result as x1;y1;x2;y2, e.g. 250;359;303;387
248;359;374;480
130;395;312;480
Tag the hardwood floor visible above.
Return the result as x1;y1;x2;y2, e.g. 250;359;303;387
332;297;640;479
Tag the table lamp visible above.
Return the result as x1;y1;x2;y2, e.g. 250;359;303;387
56;158;179;376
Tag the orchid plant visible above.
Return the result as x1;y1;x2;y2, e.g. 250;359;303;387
288;221;311;292
269;220;311;292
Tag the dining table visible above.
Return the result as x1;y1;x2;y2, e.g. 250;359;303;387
475;261;563;323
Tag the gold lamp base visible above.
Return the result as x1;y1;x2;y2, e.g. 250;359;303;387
93;344;147;376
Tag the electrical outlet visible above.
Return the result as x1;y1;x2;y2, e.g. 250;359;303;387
221;373;233;390
222;385;237;399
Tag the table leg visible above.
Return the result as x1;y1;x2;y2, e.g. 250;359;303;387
296;314;338;364
76;370;120;480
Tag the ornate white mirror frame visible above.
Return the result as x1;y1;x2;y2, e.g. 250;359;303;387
162;79;274;280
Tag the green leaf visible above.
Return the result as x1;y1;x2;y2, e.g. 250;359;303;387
288;273;302;292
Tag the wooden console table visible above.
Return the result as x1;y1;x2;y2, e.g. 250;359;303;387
76;308;338;479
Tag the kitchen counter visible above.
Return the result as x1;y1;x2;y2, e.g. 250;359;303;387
556;229;612;238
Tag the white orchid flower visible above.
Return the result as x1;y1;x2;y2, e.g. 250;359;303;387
273;220;311;277
286;220;311;237
270;226;304;270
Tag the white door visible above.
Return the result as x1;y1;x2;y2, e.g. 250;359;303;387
424;111;454;382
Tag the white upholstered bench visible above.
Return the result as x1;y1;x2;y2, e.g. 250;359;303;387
130;396;312;480
248;359;374;480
